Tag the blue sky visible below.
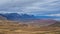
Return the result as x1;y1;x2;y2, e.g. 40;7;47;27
0;0;60;20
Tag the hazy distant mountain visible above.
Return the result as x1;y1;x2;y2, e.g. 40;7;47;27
0;13;36;21
0;13;60;21
0;13;59;26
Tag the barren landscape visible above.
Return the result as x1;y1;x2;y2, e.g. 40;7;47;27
0;19;60;34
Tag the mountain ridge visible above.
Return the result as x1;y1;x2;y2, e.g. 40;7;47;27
0;13;60;26
0;13;36;21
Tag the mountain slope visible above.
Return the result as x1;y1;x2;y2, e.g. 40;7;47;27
49;21;60;27
26;19;57;26
0;14;7;20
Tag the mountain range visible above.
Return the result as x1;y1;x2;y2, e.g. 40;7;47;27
0;13;36;21
0;13;60;26
0;13;59;20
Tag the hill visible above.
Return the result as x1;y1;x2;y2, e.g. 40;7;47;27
49;21;60;27
0;15;7;21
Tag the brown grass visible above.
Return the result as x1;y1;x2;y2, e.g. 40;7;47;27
0;20;60;34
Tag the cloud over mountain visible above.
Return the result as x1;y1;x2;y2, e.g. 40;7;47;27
0;0;60;20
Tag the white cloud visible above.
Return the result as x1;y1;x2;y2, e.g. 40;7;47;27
0;0;60;20
0;0;60;15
